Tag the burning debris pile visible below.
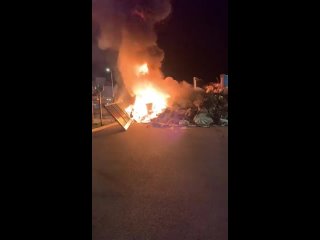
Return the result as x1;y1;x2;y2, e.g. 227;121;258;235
147;85;228;128
123;74;228;128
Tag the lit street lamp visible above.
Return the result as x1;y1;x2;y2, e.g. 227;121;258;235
106;68;114;102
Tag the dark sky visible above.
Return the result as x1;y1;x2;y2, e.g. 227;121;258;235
93;0;228;85
157;0;228;83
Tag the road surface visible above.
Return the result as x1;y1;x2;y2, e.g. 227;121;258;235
93;123;228;240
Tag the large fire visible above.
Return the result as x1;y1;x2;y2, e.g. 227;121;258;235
125;63;169;123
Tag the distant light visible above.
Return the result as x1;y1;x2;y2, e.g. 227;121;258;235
106;68;110;72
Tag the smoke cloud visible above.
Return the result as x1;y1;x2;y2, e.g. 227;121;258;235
92;0;195;106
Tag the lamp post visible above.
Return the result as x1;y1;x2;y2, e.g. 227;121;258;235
98;85;104;126
99;92;102;126
106;68;114;102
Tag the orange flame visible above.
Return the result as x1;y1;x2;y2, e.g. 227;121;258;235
137;63;149;76
126;63;169;123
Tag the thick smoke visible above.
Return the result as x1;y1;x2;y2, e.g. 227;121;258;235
93;0;195;106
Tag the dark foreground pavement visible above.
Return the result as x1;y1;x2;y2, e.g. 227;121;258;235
93;123;228;240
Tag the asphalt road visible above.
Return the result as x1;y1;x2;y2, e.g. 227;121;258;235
92;123;228;240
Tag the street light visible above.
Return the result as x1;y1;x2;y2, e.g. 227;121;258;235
106;68;114;102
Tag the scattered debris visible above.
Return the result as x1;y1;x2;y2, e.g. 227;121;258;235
193;108;213;127
104;103;133;130
179;119;190;126
125;79;228;129
144;89;228;129
220;118;228;126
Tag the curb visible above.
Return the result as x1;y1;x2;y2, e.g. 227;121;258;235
92;122;118;133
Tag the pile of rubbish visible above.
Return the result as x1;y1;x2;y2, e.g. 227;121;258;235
149;89;228;128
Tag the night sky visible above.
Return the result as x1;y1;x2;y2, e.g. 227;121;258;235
157;0;228;83
94;0;228;85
